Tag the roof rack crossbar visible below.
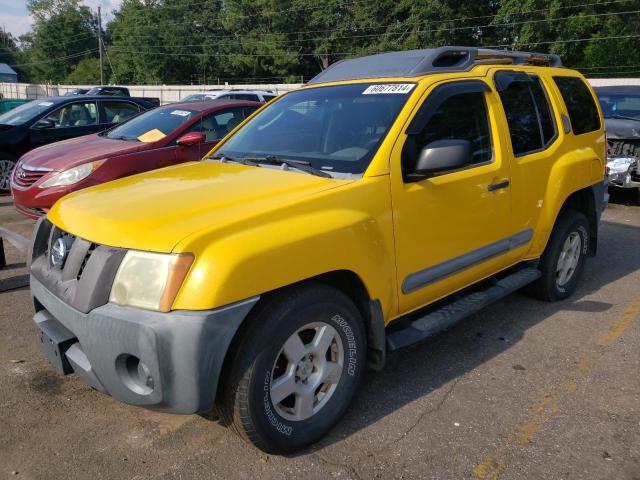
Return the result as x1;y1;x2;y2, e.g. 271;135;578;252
308;46;563;84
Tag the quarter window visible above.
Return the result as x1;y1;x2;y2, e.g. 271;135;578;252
553;76;601;135
495;72;557;156
413;91;492;166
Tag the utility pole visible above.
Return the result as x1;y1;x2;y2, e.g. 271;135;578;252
97;6;104;85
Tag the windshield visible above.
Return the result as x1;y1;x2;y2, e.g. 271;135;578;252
216;83;415;174
183;94;212;102
0;99;55;126
598;93;640;120
105;106;197;142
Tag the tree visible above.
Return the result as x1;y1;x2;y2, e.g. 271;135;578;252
65;57;101;83
22;0;99;82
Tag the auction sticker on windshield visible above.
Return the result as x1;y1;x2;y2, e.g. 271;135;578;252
362;84;415;95
171;110;192;117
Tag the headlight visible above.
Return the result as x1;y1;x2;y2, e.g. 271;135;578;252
39;160;105;188
607;157;635;175
109;251;194;312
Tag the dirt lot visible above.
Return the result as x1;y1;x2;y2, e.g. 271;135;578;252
1;192;639;480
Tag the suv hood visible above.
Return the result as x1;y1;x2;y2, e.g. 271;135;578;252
20;134;148;170
48;161;349;252
604;117;640;140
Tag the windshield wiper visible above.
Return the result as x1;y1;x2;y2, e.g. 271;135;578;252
248;155;332;178
209;154;259;166
108;134;139;141
605;114;640;122
210;154;331;177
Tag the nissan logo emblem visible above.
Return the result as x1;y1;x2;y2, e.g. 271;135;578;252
50;237;69;269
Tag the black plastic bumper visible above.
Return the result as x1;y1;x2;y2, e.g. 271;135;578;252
31;274;258;414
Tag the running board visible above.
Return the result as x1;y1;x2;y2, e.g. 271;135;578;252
386;267;541;351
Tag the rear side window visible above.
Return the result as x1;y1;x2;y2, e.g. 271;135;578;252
495;71;556;156
553;76;601;135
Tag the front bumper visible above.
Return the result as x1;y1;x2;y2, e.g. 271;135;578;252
31;274;258;414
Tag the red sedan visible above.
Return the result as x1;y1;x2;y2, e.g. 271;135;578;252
11;100;260;218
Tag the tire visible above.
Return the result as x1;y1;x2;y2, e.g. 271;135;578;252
0;152;16;193
526;209;589;301
219;283;366;454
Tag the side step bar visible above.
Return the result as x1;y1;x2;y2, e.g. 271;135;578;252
386;267;541;351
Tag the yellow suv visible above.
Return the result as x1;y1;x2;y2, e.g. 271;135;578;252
30;47;606;454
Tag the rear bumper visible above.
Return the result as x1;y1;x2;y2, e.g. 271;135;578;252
31;274;258;414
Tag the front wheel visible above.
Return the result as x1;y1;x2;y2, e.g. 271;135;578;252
219;284;366;454
526;209;589;301
0;155;16;192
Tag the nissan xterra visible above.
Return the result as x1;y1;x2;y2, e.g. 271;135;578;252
30;47;606;454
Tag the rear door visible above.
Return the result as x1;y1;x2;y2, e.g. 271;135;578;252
29;100;99;147
491;70;562;252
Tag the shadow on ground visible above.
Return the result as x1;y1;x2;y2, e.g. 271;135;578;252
290;218;640;453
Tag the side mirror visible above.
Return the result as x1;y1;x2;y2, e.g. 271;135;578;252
405;139;473;182
176;132;205;146
34;118;54;129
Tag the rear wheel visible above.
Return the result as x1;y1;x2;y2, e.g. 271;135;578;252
219;284;366;454
0;153;16;192
527;209;589;301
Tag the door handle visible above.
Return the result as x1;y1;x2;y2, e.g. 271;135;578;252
488;179;510;192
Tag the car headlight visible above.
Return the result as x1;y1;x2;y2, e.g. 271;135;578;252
39;160;105;188
607;157;635;175
109;251;194;312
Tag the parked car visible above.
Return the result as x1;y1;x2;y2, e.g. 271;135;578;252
0;98;29;115
595;85;640;203
85;86;161;107
29;47;605;454
182;89;277;103
11;99;260;217
0;95;155;192
64;88;89;96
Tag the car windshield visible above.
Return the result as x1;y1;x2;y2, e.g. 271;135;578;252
0;99;55;126
182;94;211;101
105;106;197;142
598;93;640;120
215;83;415;174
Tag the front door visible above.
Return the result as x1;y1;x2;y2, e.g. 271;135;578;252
30;101;99;147
390;79;517;313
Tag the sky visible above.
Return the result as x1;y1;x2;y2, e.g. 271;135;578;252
0;0;122;40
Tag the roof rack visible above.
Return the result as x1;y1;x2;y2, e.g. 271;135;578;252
307;46;563;84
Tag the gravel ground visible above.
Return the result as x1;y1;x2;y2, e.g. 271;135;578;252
0;191;639;480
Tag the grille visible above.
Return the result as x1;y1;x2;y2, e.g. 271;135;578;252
77;243;96;280
608;139;640;159
13;165;51;188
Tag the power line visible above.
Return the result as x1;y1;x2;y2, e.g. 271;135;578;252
10;49;99;67
109;34;640;60
112;9;640;51
109;0;637;41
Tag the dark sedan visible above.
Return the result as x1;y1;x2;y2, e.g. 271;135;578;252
0;95;156;191
11;99;260;218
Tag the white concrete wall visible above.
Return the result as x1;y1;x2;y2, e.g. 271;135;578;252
587;78;640;87
0;82;303;104
2;78;639;105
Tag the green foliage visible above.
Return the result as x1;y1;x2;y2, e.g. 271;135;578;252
64;56;101;83
22;0;99;83
9;0;640;84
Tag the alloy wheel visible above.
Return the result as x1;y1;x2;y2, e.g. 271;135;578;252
270;321;344;421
